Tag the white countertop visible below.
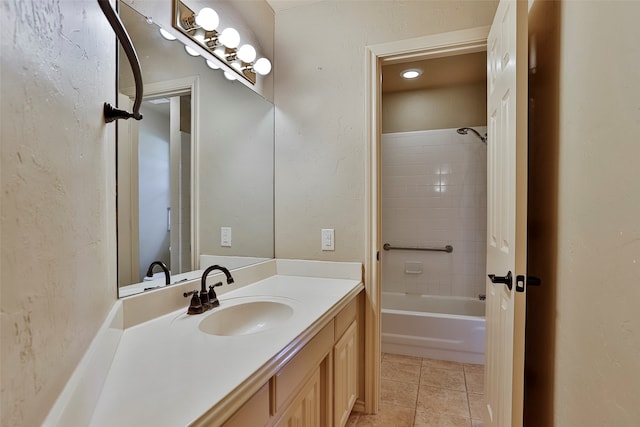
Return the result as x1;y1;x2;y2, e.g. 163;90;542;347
90;274;363;426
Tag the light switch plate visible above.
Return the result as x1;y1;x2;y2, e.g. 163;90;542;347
221;227;232;247
321;229;334;251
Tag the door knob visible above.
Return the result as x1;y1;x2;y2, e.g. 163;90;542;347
488;271;513;290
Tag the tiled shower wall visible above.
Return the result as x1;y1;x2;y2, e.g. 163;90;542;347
381;128;487;299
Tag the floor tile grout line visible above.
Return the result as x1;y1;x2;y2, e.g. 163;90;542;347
412;356;425;426
464;366;475;422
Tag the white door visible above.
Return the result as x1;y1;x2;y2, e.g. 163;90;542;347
485;0;528;426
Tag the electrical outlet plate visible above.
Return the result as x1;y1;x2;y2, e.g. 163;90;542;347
321;229;334;251
221;227;232;247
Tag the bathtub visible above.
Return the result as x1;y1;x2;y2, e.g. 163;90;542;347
381;292;486;364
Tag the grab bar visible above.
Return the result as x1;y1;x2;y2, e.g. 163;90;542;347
383;243;453;253
97;0;144;122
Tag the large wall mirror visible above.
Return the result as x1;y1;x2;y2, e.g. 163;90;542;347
117;1;274;297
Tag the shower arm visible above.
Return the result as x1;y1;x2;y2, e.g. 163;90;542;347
457;127;487;144
467;128;486;142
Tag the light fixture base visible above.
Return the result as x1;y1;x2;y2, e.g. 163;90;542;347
173;0;258;84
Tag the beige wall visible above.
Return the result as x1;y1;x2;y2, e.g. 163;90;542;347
382;82;487;133
527;1;640;425
0;1;116;426
196;77;274;260
273;0;498;262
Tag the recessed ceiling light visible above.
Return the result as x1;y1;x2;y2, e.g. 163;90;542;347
401;69;422;79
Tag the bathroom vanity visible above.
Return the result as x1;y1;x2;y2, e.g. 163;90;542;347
45;260;364;427
219;288;362;427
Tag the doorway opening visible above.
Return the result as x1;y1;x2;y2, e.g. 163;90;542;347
364;26;490;414
379;52;487;363
117;76;200;293
137;95;192;282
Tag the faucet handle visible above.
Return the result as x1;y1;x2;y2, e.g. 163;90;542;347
207;282;223;308
184;290;204;315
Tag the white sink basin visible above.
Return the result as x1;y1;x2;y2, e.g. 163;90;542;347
198;300;294;336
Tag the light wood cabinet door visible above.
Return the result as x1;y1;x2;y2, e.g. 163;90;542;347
333;321;357;427
275;367;322;427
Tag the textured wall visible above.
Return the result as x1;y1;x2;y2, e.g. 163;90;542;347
553;2;640;424
526;1;640;425
0;1;116;426
274;1;498;262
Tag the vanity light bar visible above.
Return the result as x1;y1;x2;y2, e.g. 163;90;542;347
172;0;271;84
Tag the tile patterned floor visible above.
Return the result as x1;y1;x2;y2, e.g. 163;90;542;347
348;353;485;427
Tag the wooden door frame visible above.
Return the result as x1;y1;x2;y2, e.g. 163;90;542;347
364;26;489;413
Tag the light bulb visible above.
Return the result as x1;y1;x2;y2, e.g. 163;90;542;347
185;45;200;57
253;57;272;76
206;60;220;70
401;69;422;79
219;28;240;49
224;71;237;81
195;8;219;31
237;44;257;63
159;28;176;41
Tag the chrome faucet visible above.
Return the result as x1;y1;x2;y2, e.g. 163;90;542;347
184;265;235;314
145;261;170;285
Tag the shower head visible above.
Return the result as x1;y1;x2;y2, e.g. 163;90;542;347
456;127;487;145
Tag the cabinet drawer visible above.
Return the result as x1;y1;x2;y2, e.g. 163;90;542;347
274;321;334;412
221;382;270;427
334;297;357;341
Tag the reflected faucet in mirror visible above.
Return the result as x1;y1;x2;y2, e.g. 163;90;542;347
145;261;170;285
